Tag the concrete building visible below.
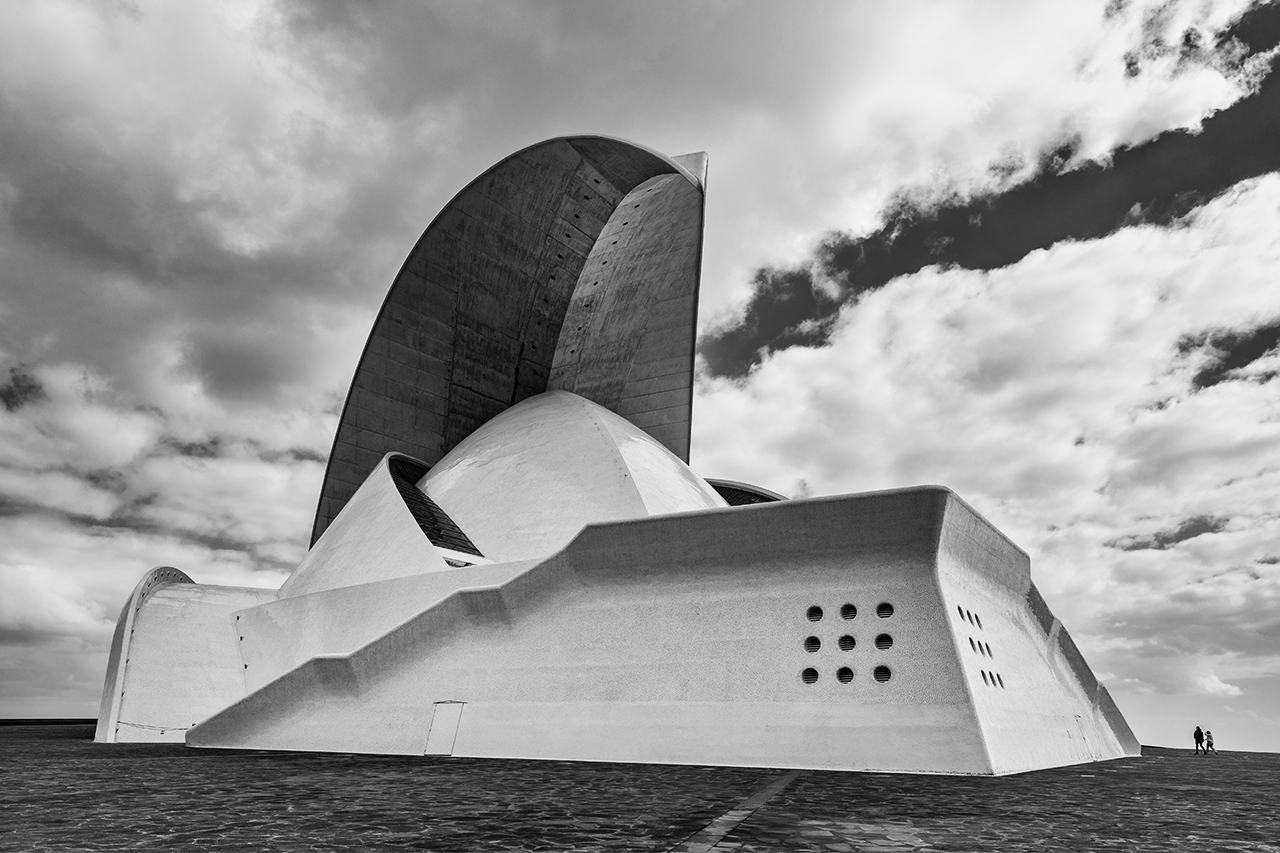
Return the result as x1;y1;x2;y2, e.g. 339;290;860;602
96;136;1140;774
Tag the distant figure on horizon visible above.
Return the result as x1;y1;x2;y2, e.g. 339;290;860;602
1205;730;1216;754
1194;725;1205;754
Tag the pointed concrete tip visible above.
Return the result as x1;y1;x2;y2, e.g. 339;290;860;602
672;152;708;190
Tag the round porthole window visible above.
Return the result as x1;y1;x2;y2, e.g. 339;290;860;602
801;668;819;684
876;602;894;618
873;665;892;683
875;634;893;650
841;603;857;620
837;667;854;684
806;606;823;622
804;636;821;653
838;635;856;651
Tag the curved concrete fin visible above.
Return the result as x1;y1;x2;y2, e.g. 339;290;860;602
312;136;706;545
671;152;708;189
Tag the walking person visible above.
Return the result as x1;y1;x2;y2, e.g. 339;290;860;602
1205;730;1216;754
1194;725;1205;754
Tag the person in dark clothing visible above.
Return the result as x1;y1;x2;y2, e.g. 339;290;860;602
1194;725;1205;754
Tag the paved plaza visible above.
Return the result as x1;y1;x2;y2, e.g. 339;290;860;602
1;724;1274;852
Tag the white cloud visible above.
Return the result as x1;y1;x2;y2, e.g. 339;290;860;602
1195;672;1246;696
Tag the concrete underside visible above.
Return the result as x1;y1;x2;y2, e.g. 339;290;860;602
98;486;1139;775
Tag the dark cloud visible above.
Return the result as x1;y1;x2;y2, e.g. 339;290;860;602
703;267;839;381
700;3;1280;379
62;507;294;573
0;626;61;646
161;437;223;459
0;77;372;407
0;366;45;412
1107;515;1229;551
258;446;326;464
1179;320;1280;389
81;469;129;493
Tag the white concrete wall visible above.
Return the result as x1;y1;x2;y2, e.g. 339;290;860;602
932;493;1141;773
189;489;1003;773
236;559;536;693
96;568;275;743
281;454;451;598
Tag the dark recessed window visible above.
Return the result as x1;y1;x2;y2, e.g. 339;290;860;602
975;614;983;630
957;605;964;619
801;668;819;684
875;634;893;650
997;674;1005;688
982;670;989;685
806;606;823;622
837;667;853;684
873;666;892;683
968;637;977;652
804;636;821;653
876;603;894;618
841;603;857;620
966;610;973;624
838;635;855;651
985;643;993;658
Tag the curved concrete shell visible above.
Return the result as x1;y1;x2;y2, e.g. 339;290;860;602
420;390;726;564
314;136;708;544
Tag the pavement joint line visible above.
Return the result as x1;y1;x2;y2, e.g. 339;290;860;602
664;769;802;853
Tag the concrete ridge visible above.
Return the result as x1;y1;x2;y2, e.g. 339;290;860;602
94;566;192;744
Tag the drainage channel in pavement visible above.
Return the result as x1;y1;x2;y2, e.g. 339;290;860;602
665;769;802;853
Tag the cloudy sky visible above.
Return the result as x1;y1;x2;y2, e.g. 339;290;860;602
2;0;1279;753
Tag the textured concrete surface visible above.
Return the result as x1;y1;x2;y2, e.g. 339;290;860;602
184;486;1130;773
95;569;275;744
5;725;1276;852
313;136;706;544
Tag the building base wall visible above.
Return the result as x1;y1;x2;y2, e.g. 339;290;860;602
182;488;1139;775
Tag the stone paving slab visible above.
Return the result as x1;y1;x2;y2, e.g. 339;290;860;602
2;725;1275;852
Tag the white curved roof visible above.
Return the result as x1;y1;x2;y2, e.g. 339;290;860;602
420;390;726;562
